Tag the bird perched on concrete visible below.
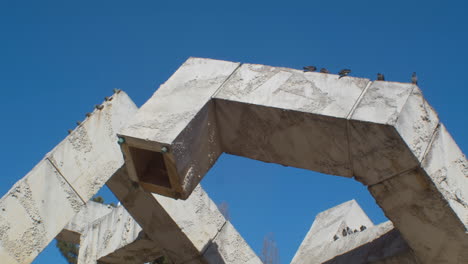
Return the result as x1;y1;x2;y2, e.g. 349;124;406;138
342;229;347;237
76;121;82;126
333;235;339;241
95;104;104;110
320;68;329;73
85;113;92;118
377;73;385;81
412;72;418;85
338;69;351;79
360;225;367;231
67;129;73;134
303;66;317;72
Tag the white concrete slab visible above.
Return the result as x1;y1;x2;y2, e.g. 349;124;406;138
47;91;138;201
0;160;83;264
421;124;467;229
369;168;468;263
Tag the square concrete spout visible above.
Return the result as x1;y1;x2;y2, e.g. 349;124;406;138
118;57;241;199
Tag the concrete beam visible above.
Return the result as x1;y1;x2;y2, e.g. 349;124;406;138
0;92;138;264
117;58;467;263
56;201;114;244
118;58;240;199
77;205;162;264
107;166;262;264
291;200;413;264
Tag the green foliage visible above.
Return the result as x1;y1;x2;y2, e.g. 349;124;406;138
152;255;170;264
56;240;78;264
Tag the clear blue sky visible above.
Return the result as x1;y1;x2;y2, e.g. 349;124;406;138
0;1;466;263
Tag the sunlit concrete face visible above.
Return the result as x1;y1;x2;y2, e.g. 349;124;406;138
119;57;467;263
0;92;138;264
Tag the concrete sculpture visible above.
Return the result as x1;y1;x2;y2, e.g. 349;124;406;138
0;57;466;263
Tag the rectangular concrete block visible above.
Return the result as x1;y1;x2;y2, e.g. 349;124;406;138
0;160;83;264
215;63;370;118
215;99;352;177
107;167;204;264
394;86;439;161
351;81;415;125
77;205;151;264
118;58;240;199
348;82;422;185
47;91;138;201
214;64;370;178
368;168;468;263
348;121;419;185
107;167;261;264
57;201;114;244
154;184;226;253
421;124;468;228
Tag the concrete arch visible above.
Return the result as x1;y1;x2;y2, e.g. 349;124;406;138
119;58;467;263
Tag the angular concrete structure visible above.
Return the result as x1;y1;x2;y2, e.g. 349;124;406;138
0;92;138;264
107;167;262;264
1;57;466;264
76;204;162;264
118;58;467;263
56;201;114;244
292;200;415;264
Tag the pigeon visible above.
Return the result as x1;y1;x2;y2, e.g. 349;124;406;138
342;229;347;237
360;225;367;231
333;235;339;241
113;88;122;94
303;66;317;72
377;73;385;81
412;72;418;85
104;96;110;101
320;68;329;73
338;69;351;79
67;129;73;134
85;113;92;118
76;121;82;126
95;104;104;110
346;226;353;235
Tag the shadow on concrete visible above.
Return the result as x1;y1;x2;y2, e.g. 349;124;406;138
201;239;226;264
323;229;417;264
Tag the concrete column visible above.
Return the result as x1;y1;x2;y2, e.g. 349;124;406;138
0;92;138;264
77;205;162;264
107;166;262;264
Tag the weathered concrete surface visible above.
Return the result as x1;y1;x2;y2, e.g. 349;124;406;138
214;64;370;177
0;92;138;264
47;92;138;201
292;200;375;259
119;58;465;263
56;201;114;244
0;160;83;264
119;57;240;199
369;155;468;262
349;83;439;185
292;200;413;264
107;166;262;264
77;205;162;264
